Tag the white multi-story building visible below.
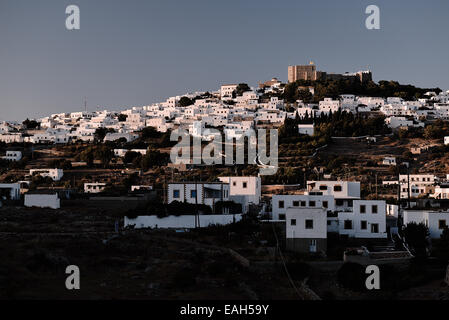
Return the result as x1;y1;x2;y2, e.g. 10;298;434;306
319;98;340;114
0;133;24;143
399;174;436;199
271;194;335;221
338;200;387;239
220;84;238;99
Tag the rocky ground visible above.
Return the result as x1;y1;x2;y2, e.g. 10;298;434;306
1;206;448;300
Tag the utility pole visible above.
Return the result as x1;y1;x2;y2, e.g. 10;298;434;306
376;172;378;199
407;165;411;209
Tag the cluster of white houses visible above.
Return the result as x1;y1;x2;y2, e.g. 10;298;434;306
162;177;449;254
2;172;449;254
1;79;449;149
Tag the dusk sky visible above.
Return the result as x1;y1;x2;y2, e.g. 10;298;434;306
1;0;448;121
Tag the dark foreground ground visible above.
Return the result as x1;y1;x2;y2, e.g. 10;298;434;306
0;206;448;300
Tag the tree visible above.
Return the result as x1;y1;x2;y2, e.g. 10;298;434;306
22;118;40;129
297;89;313;103
94;127;115;141
141;126;159;139
140;149;169;170
179;96;194;107
118;114;128;122
433;226;449;261
234;83;251;97
124;151;142;164
402;222;430;258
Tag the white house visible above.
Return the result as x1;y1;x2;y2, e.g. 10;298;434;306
382;157;397;166
432;185;449;199
217;176;261;205
285;207;327;253
24;193;60;209
29;169;64;181
2;151;22;161
84;183;107;193
114;149;147;157
0;183;21;200
168;182;232;212
444;136;449;145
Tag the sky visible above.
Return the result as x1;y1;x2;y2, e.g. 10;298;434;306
0;0;448;121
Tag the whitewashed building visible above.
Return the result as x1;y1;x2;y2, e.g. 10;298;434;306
29;169;64;181
286;207;327;253
2;151;22;161
84;183;107;193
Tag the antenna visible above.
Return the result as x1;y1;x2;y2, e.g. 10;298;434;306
84;97;87;112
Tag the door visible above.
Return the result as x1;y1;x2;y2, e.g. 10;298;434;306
309;239;317;253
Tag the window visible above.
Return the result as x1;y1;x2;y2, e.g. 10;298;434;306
305;219;314;229
334;185;342;192
319;185;327;191
360;205;366;214
439;220;447;229
279;200;284;208
361;221;367;230
372;205;378;214
233;181;236;186
293;201;299;207
323;201;328;208
336;199;343;206
173;189;180;198
301;201;306;207
279;214;285;220
242;182;247;188
327;220;331;225
371;223;379;233
309;201;316;207
344;220;352;230
290;219;296;226
190;190;197;198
